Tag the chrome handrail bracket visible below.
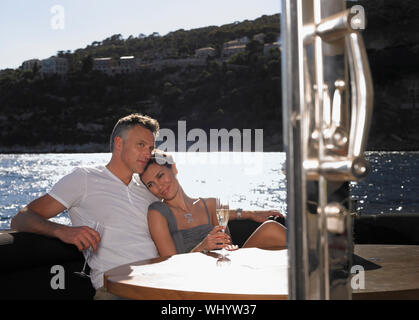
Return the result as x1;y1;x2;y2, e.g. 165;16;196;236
282;0;374;300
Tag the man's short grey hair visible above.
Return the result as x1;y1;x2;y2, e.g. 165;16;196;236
109;114;160;152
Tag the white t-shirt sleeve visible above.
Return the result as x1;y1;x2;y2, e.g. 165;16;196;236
48;168;87;209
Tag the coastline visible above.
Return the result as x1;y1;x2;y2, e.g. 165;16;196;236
1;141;418;154
0;143;109;154
1;151;418;232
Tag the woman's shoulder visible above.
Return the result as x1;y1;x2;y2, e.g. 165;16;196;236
147;201;172;225
148;201;169;214
200;198;215;209
200;198;216;223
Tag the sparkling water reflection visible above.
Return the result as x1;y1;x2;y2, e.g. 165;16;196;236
0;152;288;229
350;151;419;214
1;151;418;230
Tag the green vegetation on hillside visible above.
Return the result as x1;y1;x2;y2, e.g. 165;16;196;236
0;2;419;152
0;14;282;151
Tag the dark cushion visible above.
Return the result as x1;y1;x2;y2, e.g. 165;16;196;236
0;231;95;300
1;261;95;300
228;216;286;248
354;213;419;245
0;232;84;273
228;219;261;248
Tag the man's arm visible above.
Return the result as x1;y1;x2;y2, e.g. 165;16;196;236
205;198;285;223
11;194;67;236
11;194;100;252
229;209;285;223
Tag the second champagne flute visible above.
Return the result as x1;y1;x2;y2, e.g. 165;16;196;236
74;221;104;278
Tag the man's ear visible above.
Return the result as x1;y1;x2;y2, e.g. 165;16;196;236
114;136;123;153
171;163;178;176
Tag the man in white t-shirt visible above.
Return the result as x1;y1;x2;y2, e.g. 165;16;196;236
11;113;160;296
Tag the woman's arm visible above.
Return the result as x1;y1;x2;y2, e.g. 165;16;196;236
147;209;178;257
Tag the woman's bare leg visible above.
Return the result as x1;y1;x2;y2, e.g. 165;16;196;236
242;220;287;249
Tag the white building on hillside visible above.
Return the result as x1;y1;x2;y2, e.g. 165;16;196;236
93;56;141;75
222;37;249;57
263;42;281;55
41;57;68;75
93;57;114;75
119;56;137;73
222;45;246;57
195;47;216;59
224;36;249;48
22;59;41;72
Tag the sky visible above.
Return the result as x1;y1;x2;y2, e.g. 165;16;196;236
0;0;281;70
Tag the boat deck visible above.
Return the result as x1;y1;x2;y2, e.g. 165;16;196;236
353;244;419;299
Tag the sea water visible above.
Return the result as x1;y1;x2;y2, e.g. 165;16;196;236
0;151;418;230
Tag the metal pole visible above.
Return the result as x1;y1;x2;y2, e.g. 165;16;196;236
281;0;308;300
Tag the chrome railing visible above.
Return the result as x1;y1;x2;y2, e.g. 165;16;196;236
282;0;374;299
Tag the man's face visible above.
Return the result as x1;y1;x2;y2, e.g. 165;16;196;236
119;125;155;174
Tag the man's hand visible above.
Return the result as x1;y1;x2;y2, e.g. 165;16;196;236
11;194;102;252
55;225;101;252
247;210;285;223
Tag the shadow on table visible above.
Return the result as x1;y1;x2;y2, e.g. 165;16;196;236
352;254;382;271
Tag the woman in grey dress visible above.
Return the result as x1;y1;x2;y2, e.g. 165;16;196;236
140;151;287;257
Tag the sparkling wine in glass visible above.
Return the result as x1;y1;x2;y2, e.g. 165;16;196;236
216;208;230;230
216;197;229;231
216;197;230;262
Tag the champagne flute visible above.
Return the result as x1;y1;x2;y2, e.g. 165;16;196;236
216;197;230;231
215;197;230;261
74;221;104;278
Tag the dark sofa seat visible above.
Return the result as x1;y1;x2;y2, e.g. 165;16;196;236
229;214;419;246
0;231;95;300
229;215;287;247
353;213;419;245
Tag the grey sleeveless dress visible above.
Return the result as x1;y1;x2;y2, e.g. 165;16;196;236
148;199;213;254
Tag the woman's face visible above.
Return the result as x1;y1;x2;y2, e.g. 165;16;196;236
141;163;179;200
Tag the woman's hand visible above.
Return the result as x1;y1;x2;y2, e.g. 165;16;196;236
197;226;232;252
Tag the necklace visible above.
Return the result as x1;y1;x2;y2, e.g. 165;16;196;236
184;213;193;223
183;198;200;224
